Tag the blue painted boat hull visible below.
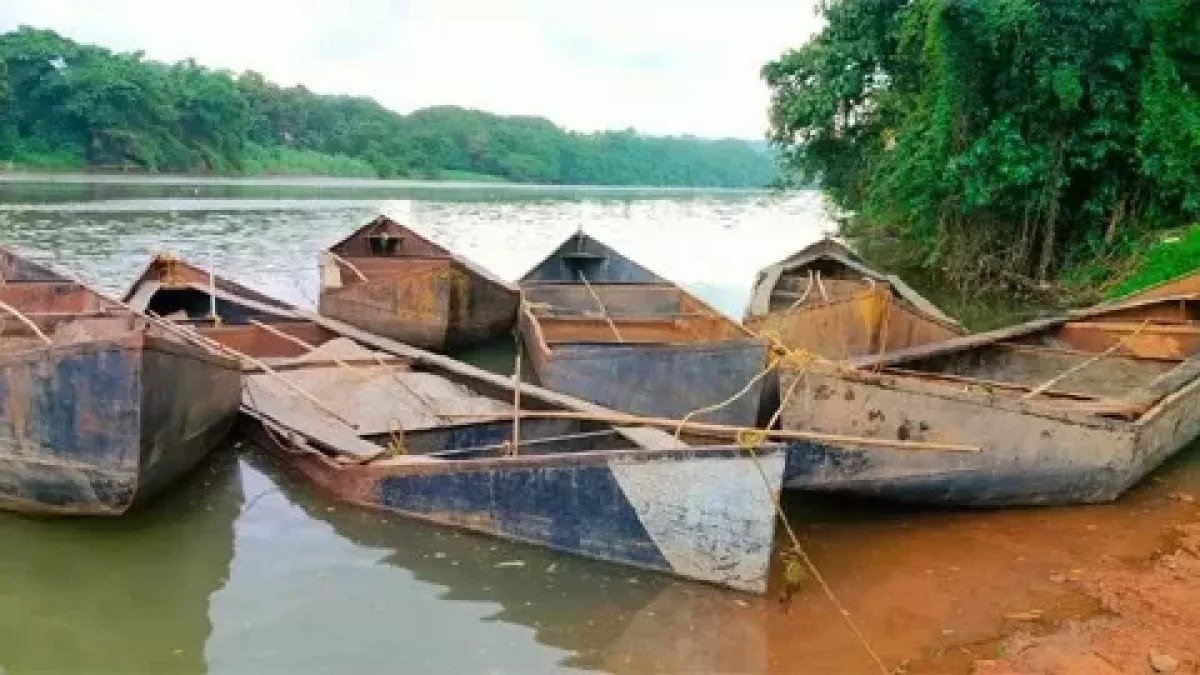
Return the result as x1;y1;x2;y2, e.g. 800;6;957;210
0;336;242;515
247;414;786;593
525;337;769;427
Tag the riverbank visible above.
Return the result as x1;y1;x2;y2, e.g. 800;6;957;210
849;223;1200;332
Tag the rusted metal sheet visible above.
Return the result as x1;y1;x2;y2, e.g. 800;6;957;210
744;240;964;359
317;215;518;351
128;256;785;592
520;232;767;426
778;295;1200;506
0;248;242;516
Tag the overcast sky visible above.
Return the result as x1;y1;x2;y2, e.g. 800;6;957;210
0;0;822;139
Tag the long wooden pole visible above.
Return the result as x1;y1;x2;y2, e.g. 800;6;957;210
448;409;979;453
511;331;523;457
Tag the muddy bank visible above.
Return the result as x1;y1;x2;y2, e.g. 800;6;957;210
974;520;1200;674
662;445;1200;674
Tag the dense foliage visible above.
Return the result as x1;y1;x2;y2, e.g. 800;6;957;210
764;0;1200;292
0;28;776;187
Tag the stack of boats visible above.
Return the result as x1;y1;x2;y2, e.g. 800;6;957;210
7;216;1200;595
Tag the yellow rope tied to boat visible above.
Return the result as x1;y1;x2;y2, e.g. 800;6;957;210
735;428;768;450
689;323;888;674
386;419;406;456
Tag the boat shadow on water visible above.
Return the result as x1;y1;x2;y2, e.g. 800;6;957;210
0;447;242;674
237;444;773;673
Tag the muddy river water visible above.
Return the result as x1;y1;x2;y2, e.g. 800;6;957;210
0;175;1196;674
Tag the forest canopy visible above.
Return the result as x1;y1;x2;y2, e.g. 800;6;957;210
764;0;1200;292
0;27;777;187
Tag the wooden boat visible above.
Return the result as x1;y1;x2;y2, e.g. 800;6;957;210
519;231;769;427
777;294;1200;506
125;254;786;593
318;215;519;351
0;247;241;515
744;237;964;359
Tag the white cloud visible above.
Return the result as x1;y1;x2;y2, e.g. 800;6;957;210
0;0;822;138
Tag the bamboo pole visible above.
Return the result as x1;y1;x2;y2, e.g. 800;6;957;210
448;409;980;453
511;331;523;457
0;301;52;346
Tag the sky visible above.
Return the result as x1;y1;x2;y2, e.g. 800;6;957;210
0;0;822;140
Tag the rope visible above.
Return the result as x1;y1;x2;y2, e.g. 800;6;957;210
577;270;624;342
739;431;889;673
673;360;777;440
148;312;358;428
701;322;888;672
1022;319;1151;400
786;269;817;310
0;300;52;346
327;251;369;282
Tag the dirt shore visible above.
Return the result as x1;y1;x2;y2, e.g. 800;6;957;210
754;448;1200;674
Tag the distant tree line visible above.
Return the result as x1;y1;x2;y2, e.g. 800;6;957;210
0;27;777;187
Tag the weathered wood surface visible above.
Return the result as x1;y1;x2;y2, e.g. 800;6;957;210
744;239;964;359
245;412;785;593
318;216;518;351
521;231;667;284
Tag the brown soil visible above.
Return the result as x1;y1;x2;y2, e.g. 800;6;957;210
755;448;1200;675
564;447;1200;674
973;521;1200;674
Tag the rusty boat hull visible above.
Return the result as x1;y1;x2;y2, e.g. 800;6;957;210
0;251;242;515
777;296;1200;506
126;256;786;593
318;215;518;351
519;232;768;427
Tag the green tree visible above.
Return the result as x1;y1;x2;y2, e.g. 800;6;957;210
765;0;1200;291
0;27;778;186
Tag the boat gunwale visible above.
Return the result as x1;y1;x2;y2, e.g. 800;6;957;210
246;406;783;474
749;284;968;337
853;294;1200;370
324;215;518;293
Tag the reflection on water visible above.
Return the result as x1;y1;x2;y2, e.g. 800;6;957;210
223;448;767;673
0;449;241;674
0;177;829;319
0;177;805;673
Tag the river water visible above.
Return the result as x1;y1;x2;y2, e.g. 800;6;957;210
0;175;1197;674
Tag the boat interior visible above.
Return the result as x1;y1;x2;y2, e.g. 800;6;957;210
129;260;647;461
323;216;454;283
873;297;1200;419
523;283;745;346
768;263;890;312
0;273;142;350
